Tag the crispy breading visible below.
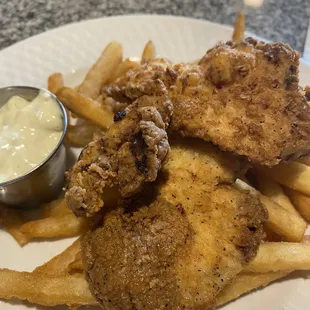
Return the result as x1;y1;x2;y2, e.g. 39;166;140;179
106;38;310;166
82;139;267;309
65;79;173;217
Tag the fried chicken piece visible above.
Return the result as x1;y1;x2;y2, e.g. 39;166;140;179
82;139;267;309
106;38;310;166
65;79;173;217
106;59;171;103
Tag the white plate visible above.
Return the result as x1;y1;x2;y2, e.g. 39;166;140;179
0;15;310;310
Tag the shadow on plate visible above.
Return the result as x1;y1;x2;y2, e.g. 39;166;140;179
65;145;79;171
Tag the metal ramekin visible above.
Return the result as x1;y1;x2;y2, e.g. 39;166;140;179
0;86;68;209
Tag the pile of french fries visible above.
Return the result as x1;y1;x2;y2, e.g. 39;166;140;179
0;12;310;309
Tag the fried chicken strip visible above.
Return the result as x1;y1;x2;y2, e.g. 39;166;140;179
65;79;173;217
82;139;267;309
106;38;310;166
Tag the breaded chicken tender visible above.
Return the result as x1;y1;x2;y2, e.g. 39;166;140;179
82;139;267;309
106;38;310;166
66;79;173;217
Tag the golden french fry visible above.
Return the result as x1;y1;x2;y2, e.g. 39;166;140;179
235;179;307;242
111;59;140;82
257;162;310;196
57;87;113;130
34;239;81;275
0;269;97;307
47;73;64;95
20;213;89;239
0;205;29;246
42;199;62;217
255;173;300;217
141;40;156;63
42;199;71;218
66;123;98;147
245;242;310;273
69;110;79;119
217;271;291;306
68;251;83;272
285;188;310;221
261;194;306;242
78;41;123;99
232;11;245;41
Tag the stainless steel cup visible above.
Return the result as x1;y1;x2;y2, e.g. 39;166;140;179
0;86;68;209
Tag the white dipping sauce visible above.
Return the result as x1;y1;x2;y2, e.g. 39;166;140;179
0;91;63;183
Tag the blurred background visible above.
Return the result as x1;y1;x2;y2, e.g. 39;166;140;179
0;0;309;54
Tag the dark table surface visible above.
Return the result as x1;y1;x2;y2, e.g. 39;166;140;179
0;0;309;53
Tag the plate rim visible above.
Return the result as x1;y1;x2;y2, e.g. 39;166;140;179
0;14;240;52
1;14;308;68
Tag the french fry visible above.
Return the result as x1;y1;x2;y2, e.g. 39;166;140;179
232;11;245;41
234;179;307;242
68;251;83;272
285;188;310;221
111;59;140;82
255;173;300;217
141;40;156;63
20;213;89;239
259;195;306;242
34;239;81;275
42;199;71;218
0;269;97;307
0;205;29;246
78;41;123;99
47;73;64;95
57;87;113;130
245;242;310;273
66;123;98;147
257;162;310;196
217;271;291;306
